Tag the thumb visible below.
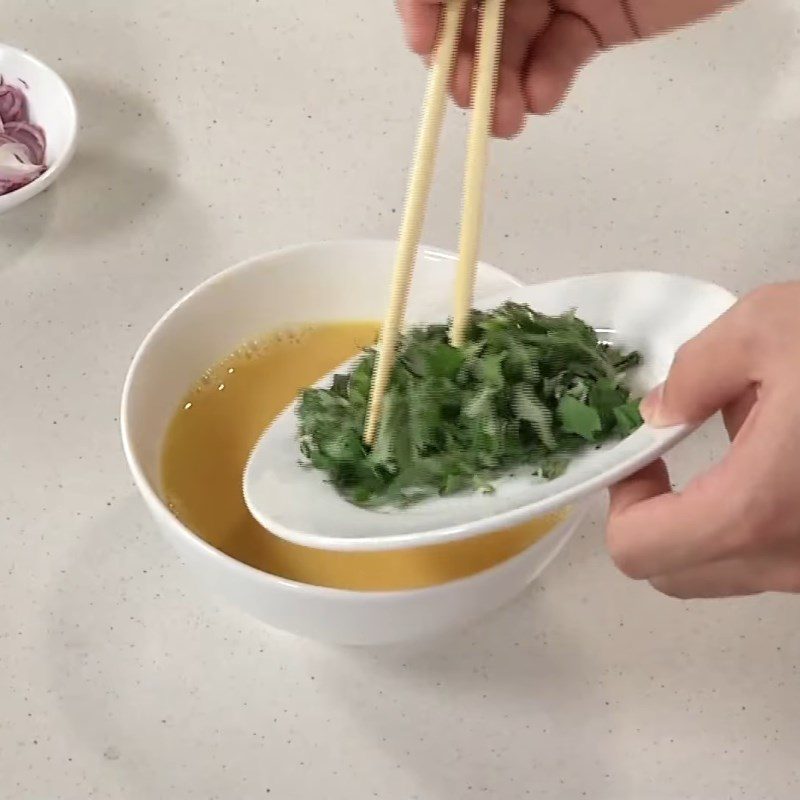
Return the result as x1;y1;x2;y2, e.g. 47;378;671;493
643;302;755;428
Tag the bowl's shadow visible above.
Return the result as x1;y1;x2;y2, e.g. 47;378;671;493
46;75;175;245
319;513;624;799
0;190;55;270
40;495;613;798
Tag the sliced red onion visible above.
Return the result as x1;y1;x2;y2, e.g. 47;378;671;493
0;78;27;125
0;176;40;194
0;141;44;200
3;121;46;164
0;76;48;197
0;141;42;173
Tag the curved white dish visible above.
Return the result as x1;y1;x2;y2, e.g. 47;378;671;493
121;240;584;645
0;43;78;215
245;271;737;552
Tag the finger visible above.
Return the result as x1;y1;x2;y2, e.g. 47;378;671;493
493;67;526;138
608;385;799;581
451;2;479;108
653;560;762;599
651;547;800;599
609;459;671;514
559;0;640;44
523;11;601;115
398;0;442;56
492;2;552;138
722;384;758;440
452;50;474;109
606;421;765;579
632;0;738;38
643;301;757;428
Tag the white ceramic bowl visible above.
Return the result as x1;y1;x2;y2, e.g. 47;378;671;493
0;43;78;215
121;240;587;645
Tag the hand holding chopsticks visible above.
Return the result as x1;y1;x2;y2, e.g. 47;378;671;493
364;0;506;445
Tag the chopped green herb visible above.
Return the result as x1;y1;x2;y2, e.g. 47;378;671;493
297;303;643;507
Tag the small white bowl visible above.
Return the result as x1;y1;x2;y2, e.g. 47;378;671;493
0;43;78;215
121;240;587;645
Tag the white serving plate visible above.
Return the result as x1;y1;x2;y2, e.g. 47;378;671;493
246;271;736;552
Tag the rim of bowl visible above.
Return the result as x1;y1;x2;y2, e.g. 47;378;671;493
120;239;585;602
0;42;79;213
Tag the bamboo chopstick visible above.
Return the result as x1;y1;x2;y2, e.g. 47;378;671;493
450;0;506;347
363;0;466;446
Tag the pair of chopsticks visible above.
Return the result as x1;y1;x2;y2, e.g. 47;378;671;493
364;0;506;445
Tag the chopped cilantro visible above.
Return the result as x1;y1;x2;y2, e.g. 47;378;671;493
297;303;643;507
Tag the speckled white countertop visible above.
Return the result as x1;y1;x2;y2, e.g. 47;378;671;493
2;2;799;798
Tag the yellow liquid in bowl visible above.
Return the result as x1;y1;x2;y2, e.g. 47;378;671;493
161;322;563;592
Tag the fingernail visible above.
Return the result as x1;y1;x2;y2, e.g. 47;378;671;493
640;383;664;426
